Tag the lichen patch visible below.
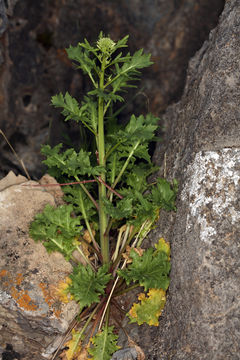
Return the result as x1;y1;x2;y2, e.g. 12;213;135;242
181;148;240;244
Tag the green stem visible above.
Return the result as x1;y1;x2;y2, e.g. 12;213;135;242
114;283;139;297
77;185;100;252
71;304;99;354
49;237;64;252
111;140;140;190
79;182;99;210
98;56;109;264
74;176;99;210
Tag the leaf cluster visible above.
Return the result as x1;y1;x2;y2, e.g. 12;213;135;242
41;144;103;179
29;204;83;260
103;177;177;228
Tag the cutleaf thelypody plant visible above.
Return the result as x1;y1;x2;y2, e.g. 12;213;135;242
29;32;177;359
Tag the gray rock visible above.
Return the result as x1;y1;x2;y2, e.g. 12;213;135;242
0;172;79;359
0;0;8;35
111;347;138;360
135;0;240;359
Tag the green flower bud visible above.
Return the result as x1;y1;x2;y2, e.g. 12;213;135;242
97;37;116;55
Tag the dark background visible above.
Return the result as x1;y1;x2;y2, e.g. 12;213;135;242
0;0;225;179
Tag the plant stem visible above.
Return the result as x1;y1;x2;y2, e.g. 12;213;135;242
80;183;99;210
71;304;100;354
113;283;139;297
98;56;109;264
78;185;100;252
111;140;140;191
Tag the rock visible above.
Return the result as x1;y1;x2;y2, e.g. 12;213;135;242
0;170;27;191
0;0;8;35
134;1;239;359
0;172;79;359
111;347;138;360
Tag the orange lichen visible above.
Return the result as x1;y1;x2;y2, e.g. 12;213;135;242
0;269;8;277
1;270;37;311
10;287;38;311
1;270;63;317
38;282;62;318
16;273;24;286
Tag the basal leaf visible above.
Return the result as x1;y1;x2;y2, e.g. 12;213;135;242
154;237;170;258
88;326;119;360
118;247;170;291
128;289;166;326
64;329;83;360
103;196;133;220
29;204;83;260
63;185;97;220
68;264;111;308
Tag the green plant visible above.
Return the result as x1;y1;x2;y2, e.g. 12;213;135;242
29;32;177;359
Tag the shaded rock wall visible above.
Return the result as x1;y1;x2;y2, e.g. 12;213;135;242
0;0;224;178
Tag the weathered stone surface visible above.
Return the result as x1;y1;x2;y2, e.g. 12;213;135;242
0;172;79;359
0;0;224;178
138;1;240;359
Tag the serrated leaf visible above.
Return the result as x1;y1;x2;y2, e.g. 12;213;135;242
110;114;159;145
64;329;83;360
29;204;83;260
51;92;97;134
41;144;103;178
126;163;157;192
88;326;119;360
118;247;170;291
103;196;133;220
128;289;166;326
66;44;98;81
88;88;124;103
68;264;111;309
151;178;177;211
110;49;153;94
63;185;97;220
154;238;170;258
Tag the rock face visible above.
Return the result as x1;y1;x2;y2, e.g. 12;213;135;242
142;1;239;359
0;172;79;360
0;0;224;178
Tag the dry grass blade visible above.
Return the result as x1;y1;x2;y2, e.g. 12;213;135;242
0;129;31;180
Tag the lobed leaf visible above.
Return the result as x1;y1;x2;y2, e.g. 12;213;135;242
63;185;97;221
128;289;166;326
88;326;119;360
154;237;171;258
41;144;103;178
63;329;83;360
118;247;170;291
68;264;111;309
151;178;178;212
29;204;83;260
